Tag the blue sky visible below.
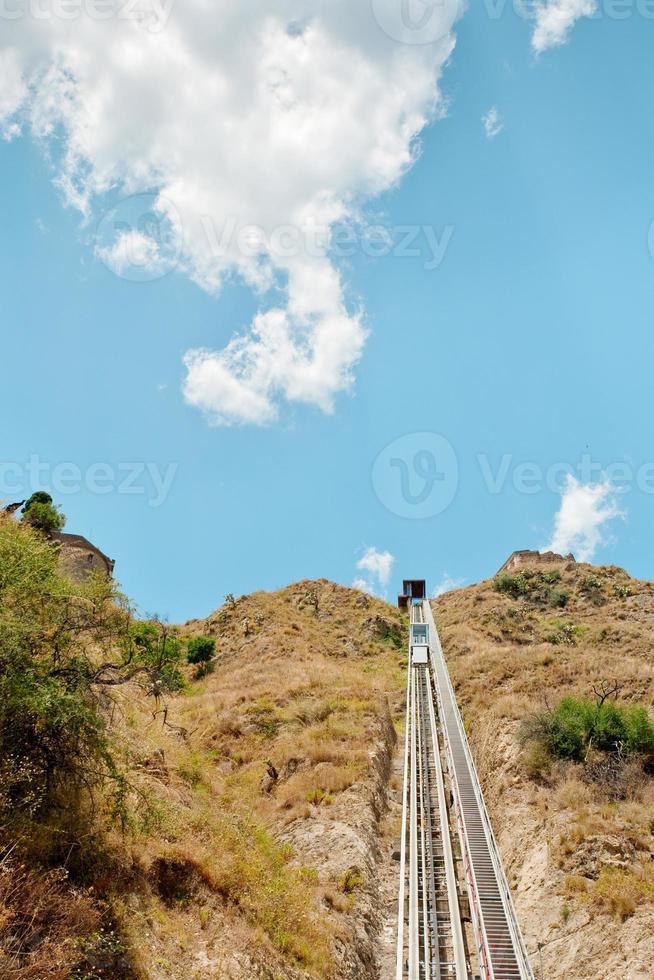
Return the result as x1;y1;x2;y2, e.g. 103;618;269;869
2;2;653;619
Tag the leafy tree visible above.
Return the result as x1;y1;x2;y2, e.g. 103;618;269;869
21;491;66;535
0;516;182;833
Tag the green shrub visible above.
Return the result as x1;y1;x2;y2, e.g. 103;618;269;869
187;636;215;666
544;620;581;646
579;574;605;605
521;697;654;763
494;574;529;598
547;589;569;608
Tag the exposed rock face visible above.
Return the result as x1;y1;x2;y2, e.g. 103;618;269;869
568;835;637;880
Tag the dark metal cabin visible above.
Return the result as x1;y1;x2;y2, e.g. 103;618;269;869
397;579;427;609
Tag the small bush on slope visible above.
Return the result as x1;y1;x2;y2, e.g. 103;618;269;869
187;635;215;665
520;696;654;762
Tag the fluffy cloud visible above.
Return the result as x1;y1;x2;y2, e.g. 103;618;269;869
354;546;395;597
543;475;624;562
482;106;503;140
432;573;465;598
0;1;461;425
532;0;597;53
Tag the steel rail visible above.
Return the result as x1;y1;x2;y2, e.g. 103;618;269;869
416;677;432;972
424;665;468;979
422;600;534;980
395;643;413;978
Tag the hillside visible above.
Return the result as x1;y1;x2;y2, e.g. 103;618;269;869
3;519;654;980
116;580;407;979
0;536;407;980
434;556;654;979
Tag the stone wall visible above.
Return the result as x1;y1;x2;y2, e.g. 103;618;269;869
497;549;575;575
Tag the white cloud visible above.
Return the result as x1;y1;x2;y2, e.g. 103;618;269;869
96;228;168;278
482;106;503;140
543;475;624;563
532;0;597;53
0;48;26;138
354;546;395;597
432;573;465;598
0;1;461;425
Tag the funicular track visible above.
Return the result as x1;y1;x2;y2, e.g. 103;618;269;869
396;592;534;980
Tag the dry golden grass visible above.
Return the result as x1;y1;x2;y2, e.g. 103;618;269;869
110;579;406;978
0;856;110;980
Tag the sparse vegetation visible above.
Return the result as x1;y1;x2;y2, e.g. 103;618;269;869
494;570;569;609
589;867;654;920
494;573;529;598
338;867;364;894
542;619;582;645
